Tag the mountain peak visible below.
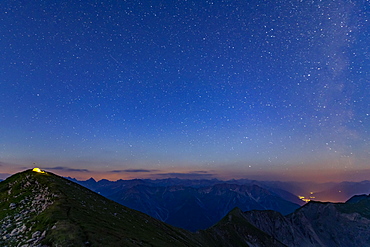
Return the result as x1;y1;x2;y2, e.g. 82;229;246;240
3;170;370;247
204;206;287;247
0;170;202;246
346;194;370;204
86;177;96;182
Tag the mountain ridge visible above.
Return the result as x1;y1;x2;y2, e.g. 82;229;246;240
0;169;293;246
243;198;370;246
2;169;370;247
0;169;205;246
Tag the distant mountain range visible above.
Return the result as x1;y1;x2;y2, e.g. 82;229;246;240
70;177;302;231
70;176;370;232
2;170;370;246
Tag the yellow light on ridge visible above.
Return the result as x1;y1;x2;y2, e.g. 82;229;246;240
32;168;45;173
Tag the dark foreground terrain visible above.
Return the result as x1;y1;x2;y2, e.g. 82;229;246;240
72;177;301;232
1;170;370;246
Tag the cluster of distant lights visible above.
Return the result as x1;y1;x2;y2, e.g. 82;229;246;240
298;190;344;203
298;192;316;202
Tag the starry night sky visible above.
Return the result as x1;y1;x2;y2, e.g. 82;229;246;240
0;0;369;182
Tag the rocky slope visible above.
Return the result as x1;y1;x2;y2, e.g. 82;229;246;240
0;174;54;245
2;169;369;247
242;196;370;246
0;170;205;247
200;208;287;247
0;170;291;247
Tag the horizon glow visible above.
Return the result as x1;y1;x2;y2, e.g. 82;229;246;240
0;0;369;183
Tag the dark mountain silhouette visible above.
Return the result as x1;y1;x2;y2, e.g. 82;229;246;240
0;170;289;246
74;178;301;231
2;170;370;246
0;170;203;246
241;195;370;246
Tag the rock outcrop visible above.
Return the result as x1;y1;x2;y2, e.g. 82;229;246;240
243;198;370;246
0;173;55;246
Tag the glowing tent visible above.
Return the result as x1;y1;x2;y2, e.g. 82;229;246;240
32;168;45;173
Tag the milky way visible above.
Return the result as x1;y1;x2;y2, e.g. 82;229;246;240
0;0;368;181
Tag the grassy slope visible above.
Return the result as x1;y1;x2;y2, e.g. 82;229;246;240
1;170;300;247
0;170;206;247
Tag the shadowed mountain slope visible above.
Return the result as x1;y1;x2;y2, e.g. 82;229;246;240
200;208;287;247
0;170;205;246
74;178;300;232
0;170;290;247
242;196;370;246
2;170;370;247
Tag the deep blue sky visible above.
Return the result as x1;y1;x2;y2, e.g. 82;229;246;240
0;0;369;181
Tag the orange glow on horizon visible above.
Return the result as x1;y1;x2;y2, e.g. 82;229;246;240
1;163;370;184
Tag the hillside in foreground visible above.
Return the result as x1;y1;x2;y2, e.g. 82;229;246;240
1;169;370;247
0;169;284;246
0;169;204;246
